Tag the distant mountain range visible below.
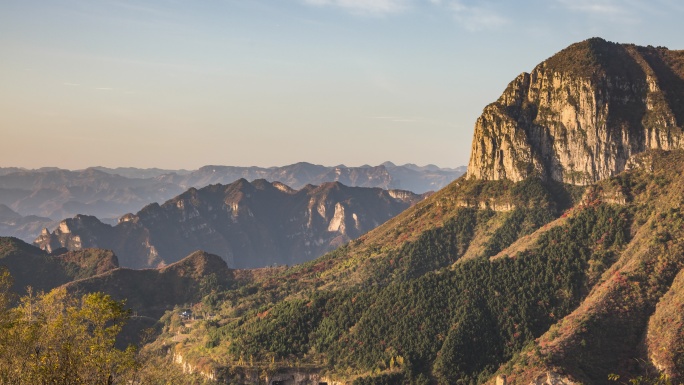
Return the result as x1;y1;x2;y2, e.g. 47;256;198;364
0;204;56;241
0;168;184;222
152;162;464;193
0;162;464;241
35;179;426;269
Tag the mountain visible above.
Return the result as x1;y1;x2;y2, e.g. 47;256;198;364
154;154;684;385
0;239;237;348
0;168;184;222
154;162;463;193
468;37;684;185
0;167;27;176
35;179;425;269
0;204;58;241
0;163;462;242
0;237;118;294
128;39;684;385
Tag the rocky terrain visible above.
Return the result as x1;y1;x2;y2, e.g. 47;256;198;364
35;179;425;269
468;37;684;185
0;204;56;241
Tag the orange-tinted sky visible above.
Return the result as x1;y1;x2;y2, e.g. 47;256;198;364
2;0;683;169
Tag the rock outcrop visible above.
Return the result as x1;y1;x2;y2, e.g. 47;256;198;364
467;38;684;185
528;372;578;385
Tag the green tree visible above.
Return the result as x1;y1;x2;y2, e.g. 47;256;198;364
0;281;136;384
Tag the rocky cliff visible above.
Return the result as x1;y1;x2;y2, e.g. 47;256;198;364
467;37;684;185
35;180;424;269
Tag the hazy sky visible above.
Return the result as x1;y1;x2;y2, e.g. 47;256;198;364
1;0;683;169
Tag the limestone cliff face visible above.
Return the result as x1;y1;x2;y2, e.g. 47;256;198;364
468;38;684;185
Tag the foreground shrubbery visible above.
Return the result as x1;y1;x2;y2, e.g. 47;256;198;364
0;267;209;385
0;267;134;384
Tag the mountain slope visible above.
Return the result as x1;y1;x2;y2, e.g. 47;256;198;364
137;39;684;385
35;180;425;269
158;150;684;385
143;171;585;382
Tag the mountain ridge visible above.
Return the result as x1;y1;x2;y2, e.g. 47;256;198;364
0;237;119;294
34;179;426;269
0;162;463;242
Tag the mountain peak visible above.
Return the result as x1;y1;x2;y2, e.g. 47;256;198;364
467;38;684;185
0;204;21;220
161;250;229;278
541;37;643;81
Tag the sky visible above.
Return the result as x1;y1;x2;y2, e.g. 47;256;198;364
1;0;683;170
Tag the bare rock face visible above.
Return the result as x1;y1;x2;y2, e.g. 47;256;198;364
34;215;109;253
467;38;684;185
